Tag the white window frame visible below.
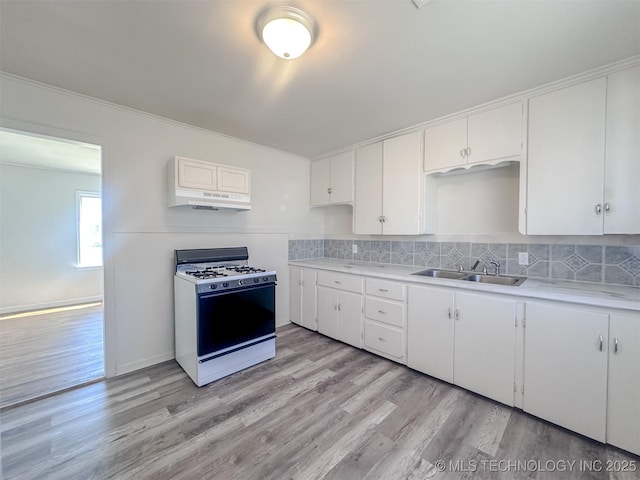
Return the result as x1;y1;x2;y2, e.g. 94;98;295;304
76;191;103;268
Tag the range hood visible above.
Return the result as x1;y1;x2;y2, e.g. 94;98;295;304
168;156;251;211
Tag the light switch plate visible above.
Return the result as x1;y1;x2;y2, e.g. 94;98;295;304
352;244;358;254
518;252;529;266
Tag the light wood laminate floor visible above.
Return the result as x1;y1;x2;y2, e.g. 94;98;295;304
1;323;637;479
0;304;104;408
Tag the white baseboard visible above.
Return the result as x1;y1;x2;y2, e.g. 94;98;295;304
0;296;104;315
115;351;175;376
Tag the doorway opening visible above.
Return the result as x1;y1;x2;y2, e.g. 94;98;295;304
0;128;105;408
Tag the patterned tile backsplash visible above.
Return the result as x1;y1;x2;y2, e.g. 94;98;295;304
288;239;640;287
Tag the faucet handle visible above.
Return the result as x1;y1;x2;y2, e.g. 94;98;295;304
457;264;464;272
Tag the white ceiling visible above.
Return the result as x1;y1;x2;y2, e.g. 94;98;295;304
0;1;639;158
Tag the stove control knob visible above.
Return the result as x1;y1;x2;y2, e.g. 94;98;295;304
254;278;260;283
263;277;269;282
238;279;244;286
222;282;229;288
210;284;217;290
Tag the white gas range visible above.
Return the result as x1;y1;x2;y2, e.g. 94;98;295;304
173;247;277;387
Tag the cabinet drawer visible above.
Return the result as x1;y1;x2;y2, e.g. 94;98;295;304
365;279;404;301
365;297;404;328
364;321;404;360
317;270;363;293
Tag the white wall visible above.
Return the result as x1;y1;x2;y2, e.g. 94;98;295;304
0;163;103;312
0;74;323;376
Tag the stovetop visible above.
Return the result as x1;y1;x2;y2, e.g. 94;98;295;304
174;247;277;292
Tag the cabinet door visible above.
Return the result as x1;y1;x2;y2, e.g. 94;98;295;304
317;286;338;339
217;166;250;194
289;267;303;326
383;131;422;235
424;117;467;172
467;102;522;164
329;151;354;204
607;313;640;456
526;78;606;234
177;157;217;190
604;66;640;234
300;269;317;331
310;159;331;206
454;292;516;406
407;285;454;383
524;302;608;441
354;142;383;234
337;291;363;348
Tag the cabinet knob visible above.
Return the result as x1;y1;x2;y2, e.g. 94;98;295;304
466;147;471;157
378;336;386;342
613;337;619;354
595;204;602;214
460;149;465;159
455;309;460;321
327;187;332;194
378;309;387;314
448;308;452;319
604;203;611;213
598;334;603;352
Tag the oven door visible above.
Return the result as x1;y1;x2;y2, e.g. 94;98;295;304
197;282;275;358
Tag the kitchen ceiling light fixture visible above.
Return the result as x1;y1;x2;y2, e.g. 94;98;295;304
256;5;316;59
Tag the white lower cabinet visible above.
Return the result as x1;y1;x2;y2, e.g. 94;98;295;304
363;279;406;363
407;285;517;406
317;271;363;348
289;267;317;330
407;286;455;383
523;301;609;442
607;313;640;456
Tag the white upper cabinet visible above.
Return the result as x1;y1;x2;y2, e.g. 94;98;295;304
177;157;218;190
310;151;354;206
525;66;640;235
354;142;384;234
604;65;640;234
217;165;250;194
424;102;523;173
354;131;427;235
526;78;607;235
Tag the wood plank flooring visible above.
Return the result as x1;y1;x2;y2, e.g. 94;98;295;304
0;304;104;408
1;323;638;479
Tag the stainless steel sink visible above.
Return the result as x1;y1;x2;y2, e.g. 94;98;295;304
461;274;526;286
412;269;467;279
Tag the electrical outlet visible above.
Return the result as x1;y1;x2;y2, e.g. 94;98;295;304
518;252;529;266
352;244;358;254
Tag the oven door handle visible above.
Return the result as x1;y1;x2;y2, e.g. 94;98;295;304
199;281;276;297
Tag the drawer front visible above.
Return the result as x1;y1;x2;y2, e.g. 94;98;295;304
365;279;404;301
317;270;363;293
365;297;404;328
364;321;404;359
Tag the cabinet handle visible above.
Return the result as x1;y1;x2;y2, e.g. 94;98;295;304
334;280;341;284
448;308;452;320
378;336;387;342
327;187;332;194
613;337;619;354
460;149;465;159
378;309;387;314
598;334;603;352
466;147;471;157
604;203;610;213
381;216;386;223
595;204;602;214
455;309;460;321
337;303;341;311
378;288;388;292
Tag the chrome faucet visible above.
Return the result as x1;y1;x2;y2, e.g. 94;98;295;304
489;260;501;276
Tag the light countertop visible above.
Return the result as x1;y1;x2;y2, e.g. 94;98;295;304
289;258;640;313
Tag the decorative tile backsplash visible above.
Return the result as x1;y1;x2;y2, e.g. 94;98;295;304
288;239;640;287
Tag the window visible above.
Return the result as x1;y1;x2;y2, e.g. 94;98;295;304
77;192;102;267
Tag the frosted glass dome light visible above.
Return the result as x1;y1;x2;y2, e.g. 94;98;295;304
256;6;316;59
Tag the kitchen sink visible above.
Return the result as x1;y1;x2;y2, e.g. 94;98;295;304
412;269;526;286
461;274;526;286
412;269;467;279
